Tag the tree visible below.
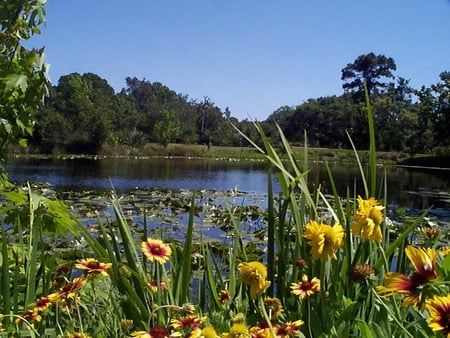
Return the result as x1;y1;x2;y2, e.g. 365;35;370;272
341;53;397;98
154;109;181;148
0;0;49;174
33;73;118;153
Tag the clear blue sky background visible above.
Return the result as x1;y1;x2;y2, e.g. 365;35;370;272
29;1;450;120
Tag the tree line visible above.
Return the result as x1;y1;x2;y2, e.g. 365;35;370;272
30;53;449;155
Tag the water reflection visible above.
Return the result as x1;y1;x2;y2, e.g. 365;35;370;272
6;156;450;211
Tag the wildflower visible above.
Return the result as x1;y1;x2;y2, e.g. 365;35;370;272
201;326;218;338
14;310;41;325
425;294;450;337
66;333;92;338
130;331;151;338
223;323;250;338
141;238;172;264
218;290;231;304
377;246;437;310
75;258;111;279
48;278;85;309
148;279;169;293
291;274;320;299
53;264;71;289
351;196;384;242
238;261;271;299
249;327;273;338
421;227;441;241
440;247;450;257
350;264;376;284
33;296;52;312
275;320;304;338
295;258;308;269
303;220;344;260
263;297;283;319
121;319;134;330
171;315;206;331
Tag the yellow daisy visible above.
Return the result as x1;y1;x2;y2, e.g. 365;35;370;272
303;220;344;260
351;196;384;242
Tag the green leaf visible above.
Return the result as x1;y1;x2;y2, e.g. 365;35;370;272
4;74;28;93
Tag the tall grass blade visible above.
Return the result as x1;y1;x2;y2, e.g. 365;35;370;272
364;84;377;197
178;194;195;304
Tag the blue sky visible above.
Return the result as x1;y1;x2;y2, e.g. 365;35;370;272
28;1;450;120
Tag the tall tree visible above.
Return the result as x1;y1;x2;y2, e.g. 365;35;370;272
341;53;397;98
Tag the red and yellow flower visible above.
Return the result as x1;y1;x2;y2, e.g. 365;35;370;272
291;274;320;299
426;294;450;337
377;246;437;309
48;278;85;310
141;238;172;264
75;258;111;279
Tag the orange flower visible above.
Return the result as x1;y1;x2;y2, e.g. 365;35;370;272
75;258;111;279
141;238;172;264
377;246;437;309
291;274;320;299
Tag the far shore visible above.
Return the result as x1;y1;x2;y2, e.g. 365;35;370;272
10;143;450;169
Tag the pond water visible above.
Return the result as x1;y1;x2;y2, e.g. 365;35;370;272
5;156;450;217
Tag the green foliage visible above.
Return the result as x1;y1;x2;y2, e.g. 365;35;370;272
154;109;181;148
0;0;49;175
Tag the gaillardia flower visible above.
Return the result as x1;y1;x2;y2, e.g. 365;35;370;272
48;278;85;309
426;294;450;337
303;220;344;260
377;246;437;310
141;238;172;264
351;196;384;242
238;261;271;299
75;258;111;279
291;274;320;299
263;297;283;319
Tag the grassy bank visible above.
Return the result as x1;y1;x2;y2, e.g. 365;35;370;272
17;143;413;165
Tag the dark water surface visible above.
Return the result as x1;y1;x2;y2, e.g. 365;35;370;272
6;156;450;213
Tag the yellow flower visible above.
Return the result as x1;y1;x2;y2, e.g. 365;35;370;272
291;274;320;299
227;323;250;338
201;326;218;338
303;220;344;260
238;262;271;299
263;297;283;319
66;333;92;338
141;238;172;264
425;294;450;336
351;196;384;242
377;246;437;310
249;327;274;338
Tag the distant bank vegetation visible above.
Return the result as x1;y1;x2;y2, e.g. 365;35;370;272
28;54;449;160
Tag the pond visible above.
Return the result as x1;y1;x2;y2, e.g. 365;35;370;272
6;156;449;204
